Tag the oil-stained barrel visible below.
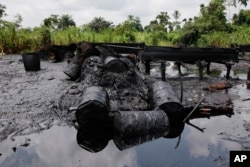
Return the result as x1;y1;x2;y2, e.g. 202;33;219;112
150;81;184;120
63;52;83;80
113;110;169;138
63;63;81;80
22;53;41;71
75;86;110;127
104;56;129;73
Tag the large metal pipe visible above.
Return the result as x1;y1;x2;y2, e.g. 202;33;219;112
139;51;238;62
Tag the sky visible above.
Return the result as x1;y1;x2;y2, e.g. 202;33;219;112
1;0;249;28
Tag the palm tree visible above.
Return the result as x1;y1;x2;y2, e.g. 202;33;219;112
0;4;6;19
172;10;181;30
88;17;112;32
226;0;248;7
128;15;134;22
172;10;181;22
58;14;76;29
126;15;143;31
237;0;248;6
225;0;248;21
156;12;170;28
42;14;60;29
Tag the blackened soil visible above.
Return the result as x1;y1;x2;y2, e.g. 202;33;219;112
0;55;75;142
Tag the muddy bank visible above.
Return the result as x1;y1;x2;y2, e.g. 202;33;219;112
0;54;250;153
0;55;73;142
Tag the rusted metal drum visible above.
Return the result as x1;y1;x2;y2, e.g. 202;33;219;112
63;63;81;80
22;53;40;71
150;81;184;120
75;86;110;127
104;56;128;73
63;52;83;80
113;110;169;138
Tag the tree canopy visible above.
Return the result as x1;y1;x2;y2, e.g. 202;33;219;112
0;4;6;19
87;17;113;32
42;14;75;30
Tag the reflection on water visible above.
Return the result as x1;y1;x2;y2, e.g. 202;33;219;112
0;126;139;167
0;109;243;167
1;64;249;167
76;118;185;152
150;61;249;80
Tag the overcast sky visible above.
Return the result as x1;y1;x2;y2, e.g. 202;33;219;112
1;0;249;28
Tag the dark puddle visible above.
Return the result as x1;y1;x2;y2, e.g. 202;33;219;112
0;97;248;167
0;58;250;167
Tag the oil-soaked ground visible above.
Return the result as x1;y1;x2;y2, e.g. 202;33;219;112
0;55;250;167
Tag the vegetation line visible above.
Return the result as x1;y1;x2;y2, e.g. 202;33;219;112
0;0;250;54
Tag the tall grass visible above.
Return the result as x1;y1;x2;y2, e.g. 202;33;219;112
0;25;250;54
197;26;250;47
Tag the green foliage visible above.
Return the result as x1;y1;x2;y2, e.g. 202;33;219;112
0;1;250;53
148;31;168;45
87;17;113;32
144;20;163;32
197;26;250;47
42;14;75;30
195;0;227;33
233;9;250;25
156;12;170;29
58;14;76;29
145;12;171;32
42;14;59;29
166;31;181;44
115;15;143;33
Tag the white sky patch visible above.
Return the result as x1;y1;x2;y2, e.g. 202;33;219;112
1;0;249;28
